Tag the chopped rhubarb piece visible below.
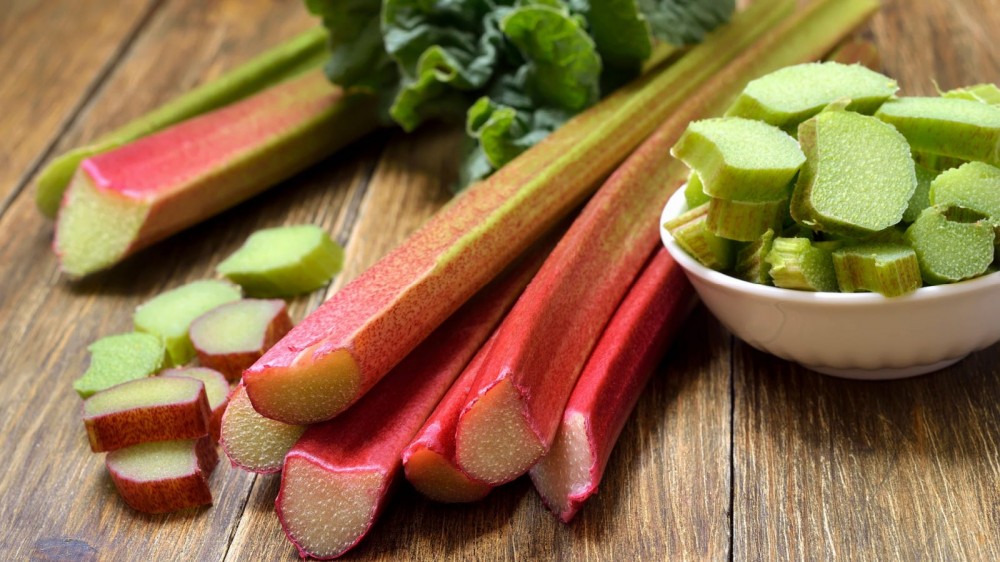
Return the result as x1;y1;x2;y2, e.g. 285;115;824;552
54;69;378;277
276;241;547;559
530;248;696;522
106;437;218;514
766;237;839;291
929;161;1000;224
189;298;292;381
133;280;242;366
83;376;211;452
454;0;876;486
216;225;344;297
905;205;996;284
220;384;305;474
942;83;1000;105
831;243;921;297
874;97;1000;166
72;332;165;399
161;367;231;442
242;0;794;426
402;336;497;504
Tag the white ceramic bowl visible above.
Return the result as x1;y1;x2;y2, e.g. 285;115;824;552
660;189;1000;380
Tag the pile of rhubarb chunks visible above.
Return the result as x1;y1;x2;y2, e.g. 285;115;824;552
67;0;885;557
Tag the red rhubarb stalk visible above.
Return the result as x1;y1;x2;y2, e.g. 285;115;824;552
275;245;548;559
243;0;791;426
453;0;880;485
529;248;696;522
54;69;378;277
401;335;496;504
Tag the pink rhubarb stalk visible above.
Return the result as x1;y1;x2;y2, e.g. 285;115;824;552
401;335;496;504
529;248;696;522
243;0;791;426
54;69;378;277
275;246;547;559
453;0;880;485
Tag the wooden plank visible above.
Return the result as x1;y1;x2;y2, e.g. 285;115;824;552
0;1;381;559
0;0;159;211
224;116;732;558
733;1;1000;558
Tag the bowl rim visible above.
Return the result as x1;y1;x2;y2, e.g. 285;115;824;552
660;188;1000;306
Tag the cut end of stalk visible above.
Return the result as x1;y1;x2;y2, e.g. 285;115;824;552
221;385;305;473
403;446;492;503
55;171;148;277
455;379;545;485
529;412;595;523
244;347;361;425
277;455;384;560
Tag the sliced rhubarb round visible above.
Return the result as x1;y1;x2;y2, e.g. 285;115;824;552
83;376;210;452
72;332;166;399
162;367;232;442
106;437;218;514
189;298;292;381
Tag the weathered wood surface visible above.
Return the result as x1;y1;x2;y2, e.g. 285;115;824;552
0;0;997;560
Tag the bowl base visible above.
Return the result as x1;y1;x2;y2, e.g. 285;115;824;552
803;356;966;380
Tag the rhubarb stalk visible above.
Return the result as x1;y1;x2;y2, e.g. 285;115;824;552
454;0;880;485
54;69;379;277
401;335;496;504
36;27;329;217
275;243;549;559
529;248;696;522
243;0;793;426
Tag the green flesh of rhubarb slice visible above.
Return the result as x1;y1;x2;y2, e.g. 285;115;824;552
902;164;937;224
133;280;242;366
942;83;1000;105
929;161;1000;225
73;333;166;398
875;97;1000;166
726;61;897;131
707;196;787;242
35;28;329;218
735;228;776;284
904;205;996;285
217;225;343;297
664;203;734;271
765;236;838;291
791;109;916;238
831;243;921;297
671;117;805;201
684;172;710;208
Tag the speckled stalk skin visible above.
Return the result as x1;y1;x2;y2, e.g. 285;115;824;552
243;0;793;426
220;384;304;474
454;0;877;485
83;379;211;452
275;245;548;559
106;437;217;514
530;248;696;522
54;70;378;277
190;299;293;382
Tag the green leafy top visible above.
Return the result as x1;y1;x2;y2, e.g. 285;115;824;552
305;0;734;188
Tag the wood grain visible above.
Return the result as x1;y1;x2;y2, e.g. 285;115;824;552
0;0;159;212
1;0;999;560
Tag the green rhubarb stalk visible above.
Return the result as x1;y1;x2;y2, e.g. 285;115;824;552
36;27;329;218
243;0;803;426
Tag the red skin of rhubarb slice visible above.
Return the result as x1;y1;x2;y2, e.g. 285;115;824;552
54;70;378;276
190;299;293;382
401;335;496;503
453;0;877;486
529;248;696;522
240;2;787;426
83;379;211;452
275;243;549;559
161;367;232;442
107;436;218;514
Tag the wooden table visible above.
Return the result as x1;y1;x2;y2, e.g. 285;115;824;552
2;1;998;560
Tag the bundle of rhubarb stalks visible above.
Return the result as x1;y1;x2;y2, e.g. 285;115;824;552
44;0;882;559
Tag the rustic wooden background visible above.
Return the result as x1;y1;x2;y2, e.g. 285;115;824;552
1;0;998;560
